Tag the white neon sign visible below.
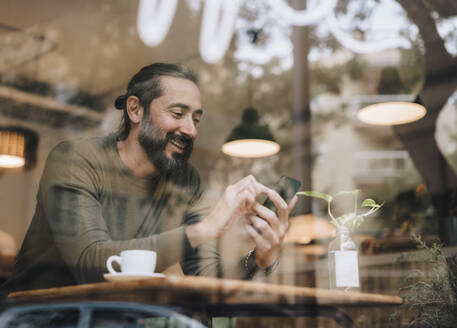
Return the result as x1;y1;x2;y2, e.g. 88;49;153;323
137;0;178;46
199;0;242;63
265;0;337;26
137;0;409;63
326;8;409;54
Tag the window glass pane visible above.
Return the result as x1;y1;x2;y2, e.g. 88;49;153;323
90;310;190;328
5;309;79;328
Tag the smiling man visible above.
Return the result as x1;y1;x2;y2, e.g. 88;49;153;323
1;63;296;296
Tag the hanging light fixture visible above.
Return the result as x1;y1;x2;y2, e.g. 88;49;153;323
0;130;25;168
357;96;426;126
0;127;38;170
222;107;280;158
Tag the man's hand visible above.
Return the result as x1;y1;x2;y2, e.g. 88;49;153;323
186;175;270;248
186;174;297;270
245;190;297;269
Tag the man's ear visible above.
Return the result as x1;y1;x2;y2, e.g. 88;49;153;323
126;96;144;124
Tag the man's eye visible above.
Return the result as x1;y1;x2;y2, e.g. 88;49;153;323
172;112;183;118
193;117;201;124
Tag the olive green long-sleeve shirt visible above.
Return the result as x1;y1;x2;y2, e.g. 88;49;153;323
1;135;250;295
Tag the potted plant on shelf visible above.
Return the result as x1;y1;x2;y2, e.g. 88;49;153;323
297;189;382;291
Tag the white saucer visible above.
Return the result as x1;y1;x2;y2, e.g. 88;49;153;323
103;273;165;282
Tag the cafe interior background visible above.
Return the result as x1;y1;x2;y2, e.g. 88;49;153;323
0;0;456;324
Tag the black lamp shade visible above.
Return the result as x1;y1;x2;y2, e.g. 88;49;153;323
222;108;280;158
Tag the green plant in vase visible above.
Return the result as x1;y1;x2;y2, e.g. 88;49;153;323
297;189;382;231
297;189;382;291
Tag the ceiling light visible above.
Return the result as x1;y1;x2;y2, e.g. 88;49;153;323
0;130;25;168
0;127;38;170
222;107;280;158
357;101;426;126
222;139;280;158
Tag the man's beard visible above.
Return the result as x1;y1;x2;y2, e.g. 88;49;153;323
138;117;193;175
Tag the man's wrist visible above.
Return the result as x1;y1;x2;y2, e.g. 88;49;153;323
244;248;279;278
185;220;217;249
185;222;208;249
263;258;279;275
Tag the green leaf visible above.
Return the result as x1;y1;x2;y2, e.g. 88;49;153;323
361;198;379;208
297;189;381;231
296;191;332;202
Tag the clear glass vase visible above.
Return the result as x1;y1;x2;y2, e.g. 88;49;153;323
328;227;360;291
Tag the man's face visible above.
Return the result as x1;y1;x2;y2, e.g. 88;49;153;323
138;76;202;174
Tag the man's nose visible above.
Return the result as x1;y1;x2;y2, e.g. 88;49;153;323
180;116;197;140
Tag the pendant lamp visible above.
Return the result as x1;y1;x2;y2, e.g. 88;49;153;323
357;95;426;126
222;107;280;158
0;127;38;170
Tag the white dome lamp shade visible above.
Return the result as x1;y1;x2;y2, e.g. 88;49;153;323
357;96;426;126
222;107;280;158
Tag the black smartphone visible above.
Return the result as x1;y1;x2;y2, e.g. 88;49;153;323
263;176;301;213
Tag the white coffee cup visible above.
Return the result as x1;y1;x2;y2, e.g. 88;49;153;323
106;249;157;275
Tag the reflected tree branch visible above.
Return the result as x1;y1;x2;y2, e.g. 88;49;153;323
393;0;457;194
392;0;457;244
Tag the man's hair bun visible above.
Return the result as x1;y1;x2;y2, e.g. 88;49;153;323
114;95;126;110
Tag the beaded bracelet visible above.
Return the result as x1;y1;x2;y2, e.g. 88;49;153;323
244;248;280;278
243;248;257;279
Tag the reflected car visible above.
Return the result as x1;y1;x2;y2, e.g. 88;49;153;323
0;302;207;328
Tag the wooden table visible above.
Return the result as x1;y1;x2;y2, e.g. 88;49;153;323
8;275;402;327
